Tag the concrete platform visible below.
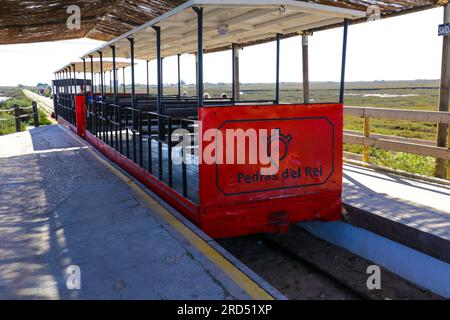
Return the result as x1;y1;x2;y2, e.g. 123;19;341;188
343;163;449;263
0;125;282;300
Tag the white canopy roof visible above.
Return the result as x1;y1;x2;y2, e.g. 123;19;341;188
81;0;365;61
55;59;133;74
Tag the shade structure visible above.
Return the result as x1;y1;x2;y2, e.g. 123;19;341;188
55;60;133;74
0;1;443;45
80;0;365;61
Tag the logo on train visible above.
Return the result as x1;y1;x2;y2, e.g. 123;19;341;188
267;129;293;162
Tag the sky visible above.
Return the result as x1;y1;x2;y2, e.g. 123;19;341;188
0;6;445;87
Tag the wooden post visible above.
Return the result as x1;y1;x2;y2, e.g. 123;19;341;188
32;101;39;128
363;116;371;163
233;44;240;102
436;4;450;178
448;127;450;179
14;104;20;132
302;33;310;104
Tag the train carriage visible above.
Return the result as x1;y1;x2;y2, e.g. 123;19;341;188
53;0;365;238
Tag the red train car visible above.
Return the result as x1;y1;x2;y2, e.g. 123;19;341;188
53;0;364;238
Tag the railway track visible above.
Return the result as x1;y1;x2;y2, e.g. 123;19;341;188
218;226;441;300
259;234;369;300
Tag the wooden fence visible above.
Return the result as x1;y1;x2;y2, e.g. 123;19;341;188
343;106;450;179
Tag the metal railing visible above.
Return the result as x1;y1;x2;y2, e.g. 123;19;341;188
56;94;76;127
343;106;450;179
86;100;198;202
0;101;40;133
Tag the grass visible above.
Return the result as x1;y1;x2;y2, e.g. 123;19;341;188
0;87;51;135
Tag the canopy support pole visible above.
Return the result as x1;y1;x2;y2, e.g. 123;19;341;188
122;67;126;94
302;33;310;104
146;60;150;95
339;19;349;104
98;51;104;99
177;54;181;99
194;7;204;107
275;33;281;104
111;45;117;105
67;69;70;95
89;55;94;96
128;37;137;129
437;4;450;179
72;64;77;95
68;66;72;96
153;26;163;115
82;58;87;108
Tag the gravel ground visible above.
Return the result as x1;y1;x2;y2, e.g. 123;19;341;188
218;226;442;300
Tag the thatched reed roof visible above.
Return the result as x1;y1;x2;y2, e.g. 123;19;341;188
0;0;445;45
0;0;184;45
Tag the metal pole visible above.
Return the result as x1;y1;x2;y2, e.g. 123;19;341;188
194;7;204;107
83;58;87;108
72;63;77;95
177;54;181;98
275;33;281;104
146;60;150;95
339;19;349;104
68;66;73;96
153;26;163;114
98;51;104;99
302;33;310;104
89;55;94;96
436;4;450;178
111;45;117;105
123;67;126;94
109;70;112;94
66;68;70;95
128;37;137;129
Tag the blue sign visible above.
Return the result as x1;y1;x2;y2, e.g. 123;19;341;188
439;23;450;36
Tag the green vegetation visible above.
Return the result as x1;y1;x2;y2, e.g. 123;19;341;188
0;87;51;135
370;149;436;177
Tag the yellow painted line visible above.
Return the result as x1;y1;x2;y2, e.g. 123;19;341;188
85;146;275;300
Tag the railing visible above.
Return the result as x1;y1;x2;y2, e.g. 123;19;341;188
86;100;198;202
0;101;40;133
56;94;76;127
343;106;450;179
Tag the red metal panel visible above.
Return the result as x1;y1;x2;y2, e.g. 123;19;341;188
75;95;86;138
85;131;199;221
198;104;343;238
58;116;77;135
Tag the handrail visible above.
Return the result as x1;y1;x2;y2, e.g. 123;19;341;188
343;106;450;179
345;106;450;124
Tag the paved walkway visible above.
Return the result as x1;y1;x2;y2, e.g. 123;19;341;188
22;89;54;116
343;164;450;241
0;125;277;300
